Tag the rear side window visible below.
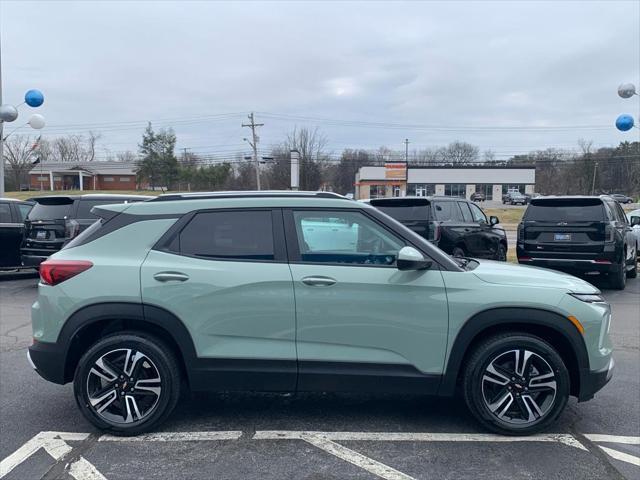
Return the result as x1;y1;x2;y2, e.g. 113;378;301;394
179;210;274;260
0;204;11;223
27;199;73;220
525;200;604;222
433;201;463;222
457;202;473;222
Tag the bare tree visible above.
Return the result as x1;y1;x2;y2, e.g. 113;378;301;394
38;132;103;163
441;141;479;164
116;151;137;163
2;135;39;190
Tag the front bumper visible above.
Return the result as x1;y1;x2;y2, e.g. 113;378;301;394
27;340;67;384
578;357;614;402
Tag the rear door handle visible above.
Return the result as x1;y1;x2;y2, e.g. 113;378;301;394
302;276;337;287
154;272;189;282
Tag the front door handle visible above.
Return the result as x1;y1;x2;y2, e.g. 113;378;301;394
154;272;189;282
302;276;337;287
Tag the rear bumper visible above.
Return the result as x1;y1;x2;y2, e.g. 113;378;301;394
27;340;67;384
578;357;614;402
516;247;618;273
21;254;49;267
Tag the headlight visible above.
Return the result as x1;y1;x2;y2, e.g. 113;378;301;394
570;293;606;303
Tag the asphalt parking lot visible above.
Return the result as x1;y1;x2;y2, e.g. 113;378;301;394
0;271;638;480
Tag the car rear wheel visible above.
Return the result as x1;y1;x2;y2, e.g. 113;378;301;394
609;258;627;289
495;244;507;262
74;332;181;435
463;333;570;435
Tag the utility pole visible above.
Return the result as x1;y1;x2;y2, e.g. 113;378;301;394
404;138;410;163
591;161;598;195
242;112;264;190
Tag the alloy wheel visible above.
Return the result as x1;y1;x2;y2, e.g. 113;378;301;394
86;348;162;424
481;349;557;425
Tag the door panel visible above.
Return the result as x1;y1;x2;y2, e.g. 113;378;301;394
0;203;22;268
141;250;296;361
286;209;449;382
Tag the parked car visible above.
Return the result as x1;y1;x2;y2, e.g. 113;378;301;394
21;194;152;267
470;192;485;202
29;191;614;436
504;192;527;205
0;198;34;270
367;196;507;261
609;193;634;204
627;208;640;256
517;195;637;289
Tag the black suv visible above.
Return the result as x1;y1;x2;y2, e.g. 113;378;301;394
367;196;507;260
21;194;151;267
0;198;34;270
517;196;638;289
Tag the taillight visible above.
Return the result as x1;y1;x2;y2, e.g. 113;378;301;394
65;219;80;239
40;260;93;286
430;222;441;242
604;224;615;243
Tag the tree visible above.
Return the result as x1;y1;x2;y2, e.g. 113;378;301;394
441;141;479;164
330;149;373;195
2;135;39;190
136;123;178;191
37;131;102;163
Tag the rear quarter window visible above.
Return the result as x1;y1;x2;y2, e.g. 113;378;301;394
524;200;605;222
433;201;464;222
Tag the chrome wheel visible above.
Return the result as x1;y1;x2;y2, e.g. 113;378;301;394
482;349;557;425
86;348;162;424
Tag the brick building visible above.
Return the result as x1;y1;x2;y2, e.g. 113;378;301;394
29;162;145;191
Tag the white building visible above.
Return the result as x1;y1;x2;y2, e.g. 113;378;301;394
355;163;536;200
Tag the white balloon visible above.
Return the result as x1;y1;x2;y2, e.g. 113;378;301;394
28;114;46;130
0;104;19;122
618;83;637;99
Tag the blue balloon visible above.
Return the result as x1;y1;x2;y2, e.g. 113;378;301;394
24;89;44;107
615;114;634;132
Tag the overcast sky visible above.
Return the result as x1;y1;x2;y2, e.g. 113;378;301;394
2;0;639;161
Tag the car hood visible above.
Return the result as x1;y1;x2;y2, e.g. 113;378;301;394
471;259;599;293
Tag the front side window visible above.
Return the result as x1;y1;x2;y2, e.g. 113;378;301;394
293;210;404;266
457;202;474;222
469;203;488;223
180;210;274;260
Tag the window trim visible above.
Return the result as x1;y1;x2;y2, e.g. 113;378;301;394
154;207;287;264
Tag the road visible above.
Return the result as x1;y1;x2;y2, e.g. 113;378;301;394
0;271;638;480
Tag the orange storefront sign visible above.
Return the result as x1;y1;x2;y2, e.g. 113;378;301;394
384;162;407;180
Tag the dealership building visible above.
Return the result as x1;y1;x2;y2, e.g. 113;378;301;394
28;162;142;191
355;163;536;200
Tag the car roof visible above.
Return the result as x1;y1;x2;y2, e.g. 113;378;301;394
29;194;153;202
368;196;463;205
102;190;363;216
0;197;34;204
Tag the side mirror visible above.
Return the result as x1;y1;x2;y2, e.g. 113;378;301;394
490;216;500;226
397;246;432;271
631;216;640;226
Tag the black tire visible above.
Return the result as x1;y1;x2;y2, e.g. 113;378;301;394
463;333;570;436
74;332;181;435
452;246;466;258
609;258;627;290
627;250;638;279
495;244;507;262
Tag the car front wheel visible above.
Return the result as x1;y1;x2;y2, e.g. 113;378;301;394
463;333;570;435
74;332;181;435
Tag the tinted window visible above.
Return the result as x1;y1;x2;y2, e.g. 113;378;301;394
433;201;463;222
525;200;604;222
76;200;128;218
376;205;431;222
293;210;404;266
457;202;473;222
180;210;274;260
16;203;33;222
0;204;11;223
469;203;488;223
27;200;73;220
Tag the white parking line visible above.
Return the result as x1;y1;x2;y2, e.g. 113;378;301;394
598;446;640;467
584;434;640;445
253;430;587;450
99;431;243;442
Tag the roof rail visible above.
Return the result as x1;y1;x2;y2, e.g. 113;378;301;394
148;190;347;202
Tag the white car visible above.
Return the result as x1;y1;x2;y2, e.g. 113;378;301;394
627;208;640;255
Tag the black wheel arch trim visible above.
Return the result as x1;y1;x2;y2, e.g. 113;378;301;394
54;302;198;384
439;307;590;397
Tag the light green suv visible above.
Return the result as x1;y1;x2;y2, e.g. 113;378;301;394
28;191;614;435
